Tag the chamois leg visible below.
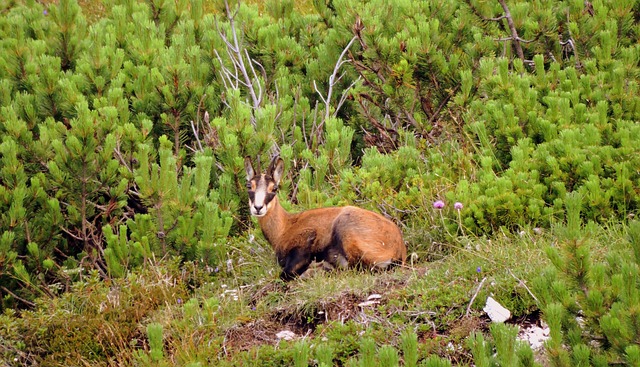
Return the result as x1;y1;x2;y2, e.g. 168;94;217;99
323;248;349;270
278;246;312;281
371;259;393;271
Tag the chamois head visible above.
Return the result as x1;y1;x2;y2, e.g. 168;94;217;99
244;156;284;217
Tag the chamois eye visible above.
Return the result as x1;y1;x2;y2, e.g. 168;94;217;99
246;182;252;189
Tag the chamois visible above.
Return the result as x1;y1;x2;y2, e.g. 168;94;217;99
245;156;406;280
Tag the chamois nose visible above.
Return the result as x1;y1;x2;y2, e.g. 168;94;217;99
253;204;264;212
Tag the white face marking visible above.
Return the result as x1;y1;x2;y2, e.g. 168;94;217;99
252;182;267;216
249;176;272;217
246;157;283;218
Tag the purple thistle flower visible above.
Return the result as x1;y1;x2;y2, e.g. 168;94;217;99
433;200;445;209
454;202;463;210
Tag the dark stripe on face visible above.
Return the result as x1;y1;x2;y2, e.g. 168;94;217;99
248;174;277;215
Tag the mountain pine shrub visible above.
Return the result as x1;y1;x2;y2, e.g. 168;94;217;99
534;193;640;366
0;0;639;315
0;0;364;305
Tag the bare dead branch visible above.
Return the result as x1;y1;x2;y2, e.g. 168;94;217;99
335;78;360;114
189;94;208;152
113;141;133;174
313;36;359;122
313;80;327;106
494;36;534;44
508;269;539;303
60;225;84;241
428;84;460;126
214;0;267;129
562;10;582;68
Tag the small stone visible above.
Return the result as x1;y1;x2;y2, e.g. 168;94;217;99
276;330;296;341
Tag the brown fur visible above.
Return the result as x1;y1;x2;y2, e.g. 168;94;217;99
246;156;407;280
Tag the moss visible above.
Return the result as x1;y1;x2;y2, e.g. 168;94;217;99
7;262;190;366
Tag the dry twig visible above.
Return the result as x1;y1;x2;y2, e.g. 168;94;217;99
466;276;487;317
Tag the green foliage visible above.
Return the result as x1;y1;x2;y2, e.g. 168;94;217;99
463;44;640;230
469;323;539;367
0;260;190;366
401;328;418;367
103;224;150;278
378;344;400;367
0;0;640;364
147;322;165;362
1;0;639;308
128;138;234;267
534;196;640;365
420;356;452;367
293;340;310;367
295;329;454;367
314;342;335;367
358;337;377;367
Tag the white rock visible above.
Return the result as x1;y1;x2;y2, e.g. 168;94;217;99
276;330;296;341
367;294;383;301
483;296;511;323
517;321;550;350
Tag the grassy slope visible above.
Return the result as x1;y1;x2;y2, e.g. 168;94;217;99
119;222;635;365
6;219;635;365
2;221;559;365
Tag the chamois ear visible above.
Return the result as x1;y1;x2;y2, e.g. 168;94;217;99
269;156;285;187
244;156;255;182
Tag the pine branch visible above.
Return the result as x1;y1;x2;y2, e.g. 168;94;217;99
467;0;534;65
1;286;35;308
60;225;83;241
496;0;525;63
113;141;133;174
427;84;460;126
561;10;582;69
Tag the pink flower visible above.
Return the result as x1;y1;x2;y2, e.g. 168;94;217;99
454;202;463;210
433;200;445;209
